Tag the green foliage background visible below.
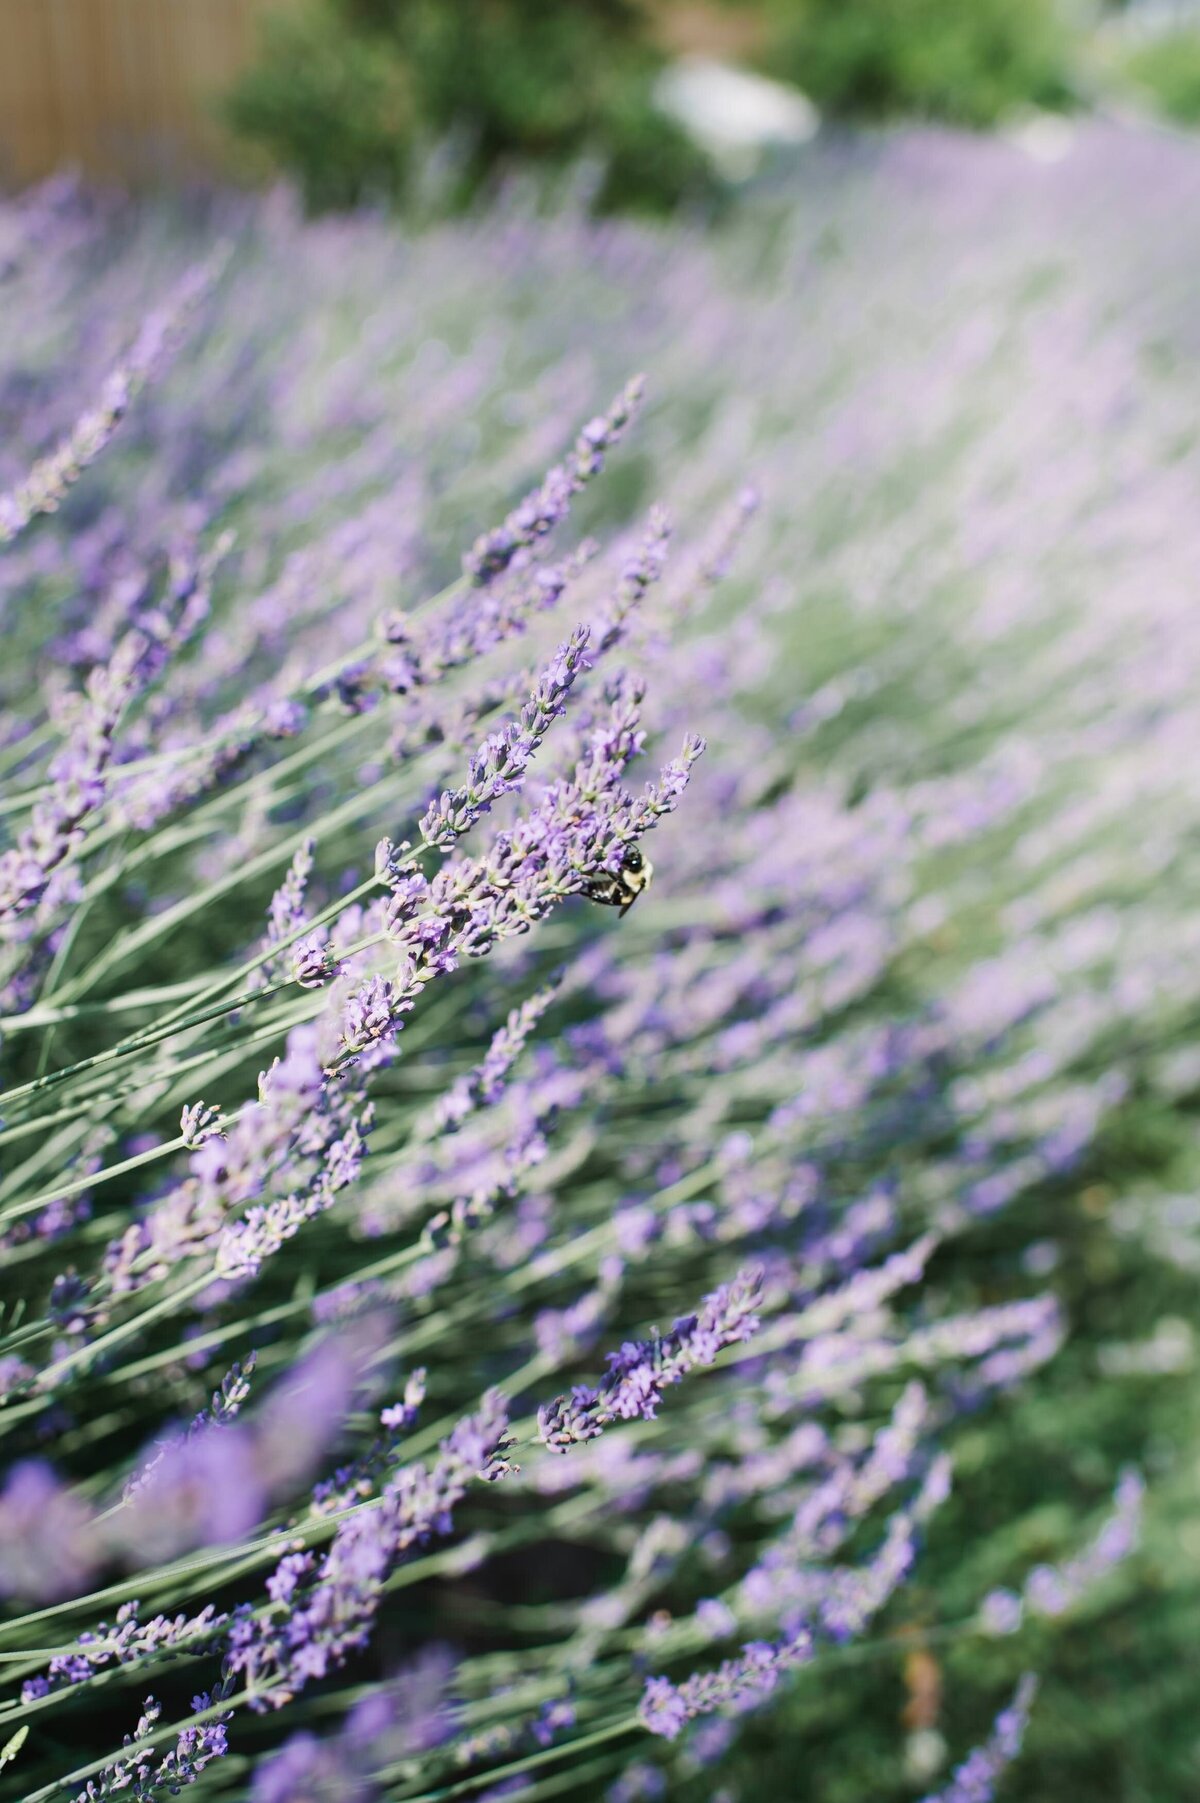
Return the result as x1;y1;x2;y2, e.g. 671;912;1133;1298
1119;25;1200;127
225;0;719;215
759;0;1074;127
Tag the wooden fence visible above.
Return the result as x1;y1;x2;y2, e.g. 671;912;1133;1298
0;0;294;187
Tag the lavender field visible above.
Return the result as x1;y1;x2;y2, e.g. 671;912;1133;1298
1;122;1199;1801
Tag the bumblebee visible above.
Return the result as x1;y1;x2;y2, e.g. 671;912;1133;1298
581;844;653;916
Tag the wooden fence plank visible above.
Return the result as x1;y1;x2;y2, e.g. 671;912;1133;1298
0;0;293;187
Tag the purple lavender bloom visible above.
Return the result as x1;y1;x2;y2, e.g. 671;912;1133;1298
0;540;222;933
139;1020;379;1286
1023;1469;1143;1620
537;1269;760;1451
696;1598;737;1640
343;1646;456;1756
433;983;558;1133
0;250;224;546
229;1393;511;1708
0;1459;98;1601
336;974;407;1065
918;1677;1037;1803
535;1257;624;1365
179;1100;222;1149
250;1733;369;1803
608;1763;669;1802
978;1588;1024;1637
120;1421;265;1564
291;930;335;989
124;1354;256;1500
530;1698;577;1748
385;709;703;981
250;1321;387;1497
22;1600;228;1704
464;378;644;584
592;506;672;655
640;1635;803;1740
72;1692;230;1802
117;1329;376;1563
418;627;591;849
313;1368;427;1514
251;1650;455;1802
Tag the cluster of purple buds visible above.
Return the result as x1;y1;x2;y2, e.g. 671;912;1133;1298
538;1270;761;1451
250;1648;456;1802
418;626;591;849
979;1468;1144;1634
592;507;673;655
0;250;225;546
640;1632;811;1740
917;1676;1038;1803
464;377;644;584
179;1100;223;1150
311;1368;428;1514
123;1352;256;1500
432;982;559;1134
0;542;221;927
71;1690;230;1802
227;1392;513;1709
22;1601;228;1705
4;1330;380;1612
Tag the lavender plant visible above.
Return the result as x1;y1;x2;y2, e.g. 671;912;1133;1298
1;126;1197;1801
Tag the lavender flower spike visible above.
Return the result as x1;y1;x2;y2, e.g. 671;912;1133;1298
72;1692;230;1801
464;377;645;584
593;505;673;655
918;1676;1038;1803
1022;1467;1144;1620
418;625;591;849
538;1269;761;1452
228;1391;513;1709
0;249;226;546
250;1649;454;1802
640;1632;813;1740
0;536;226;925
180;1101;222;1150
433;982;559;1134
0;1459;98;1602
251;837;317;989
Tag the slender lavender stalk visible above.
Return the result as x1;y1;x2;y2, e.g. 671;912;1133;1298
917;1677;1038;1803
71;1693;230;1801
0;251;227;547
227;1393;513;1709
464;379;645;585
538;1271;761;1451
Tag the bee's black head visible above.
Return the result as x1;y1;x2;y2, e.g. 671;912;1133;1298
623;846;643;873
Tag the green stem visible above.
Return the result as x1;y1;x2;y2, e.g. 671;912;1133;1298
0;1135;185;1230
399;1717;640;1803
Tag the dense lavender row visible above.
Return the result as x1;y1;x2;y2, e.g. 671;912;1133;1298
0;125;1197;1799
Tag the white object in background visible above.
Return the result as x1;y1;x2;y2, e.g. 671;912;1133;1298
1005;108;1077;163
654;56;818;179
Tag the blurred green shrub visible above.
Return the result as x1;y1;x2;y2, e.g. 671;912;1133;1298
760;0;1075;127
225;0;719;215
1120;27;1200;126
